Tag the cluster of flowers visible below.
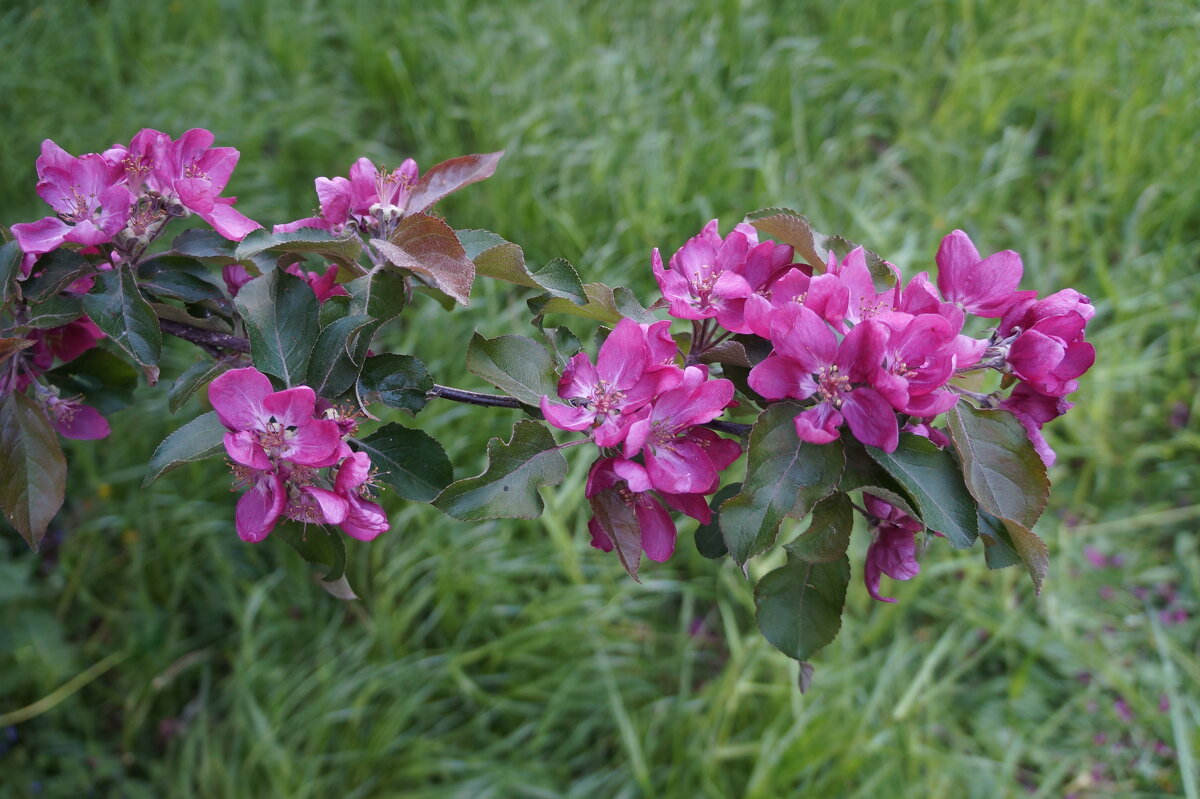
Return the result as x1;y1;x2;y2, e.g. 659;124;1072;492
273;156;420;239
208;367;388;543
649;220;1094;597
11;129;260;258
540;318;741;562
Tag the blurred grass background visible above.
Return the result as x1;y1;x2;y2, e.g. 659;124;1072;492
1;0;1197;796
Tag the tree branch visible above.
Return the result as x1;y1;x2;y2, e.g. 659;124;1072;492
159;319;250;353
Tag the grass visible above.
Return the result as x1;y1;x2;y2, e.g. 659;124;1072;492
0;0;1197;796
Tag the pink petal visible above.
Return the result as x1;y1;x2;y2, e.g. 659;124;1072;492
54;404;110;439
224;430;271;470
236;472;284;542
209;367;274;430
635;496;677;562
261;386;318;428
842;388;899;452
281;418;345;467
540;396;595;432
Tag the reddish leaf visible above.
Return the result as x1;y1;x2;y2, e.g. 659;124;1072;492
375;213;475;305
0;337;34;368
406;152;504;216
0;392;67;550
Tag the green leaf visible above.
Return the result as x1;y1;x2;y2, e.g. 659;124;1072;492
355;423;453;502
1;239;24;302
234;268;319;387
23;294;84;329
838;438;919;519
465;332;558;406
433;420;567;521
137;257;227;304
457;229;509;261
235;228;363;270
946;404;1049;529
0;392;67;551
405;151;504;215
143;411;227;486
693;482;741;559
346;266;407;323
306;314;374;399
755;553;850;662
168;358;229;413
277;521;348;583
528;282;656;325
358;354;433;415
169;228;239;262
44;347;139;415
374;213;475;305
23;249;87;302
866;434;979;549
532;258;587;303
786;492;854;563
719;403;844;565
744;208;824;270
458;229;587;303
81;266;163;384
978;509;1023;570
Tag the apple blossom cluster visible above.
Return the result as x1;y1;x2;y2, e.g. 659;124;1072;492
11;129;260;258
540;318;741;565
208;367;387;543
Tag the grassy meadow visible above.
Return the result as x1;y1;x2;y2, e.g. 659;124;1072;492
1;0;1197;796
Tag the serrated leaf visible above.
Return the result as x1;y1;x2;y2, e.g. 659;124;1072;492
168;358;229;413
978;509;1022;570
465;332;558;406
744;208;824;269
306;314;374;398
359;354;433;415
1;239;25;302
693;482;741;559
529;281;657;326
0;392;67;550
235;228;363;270
866;434;979;549
346;266;407;323
168;228;239;261
698;339;753;368
719;403;844;565
137;257;227;304
433;420;567;521
355;423;452;502
786;492;854;563
23;294;84;329
531;258;586;302
143;411;226;486
755;553;850;662
947;404;1049;529
81;266;162;384
375;213;474;305
234;268;319;386
23;249;88;301
406;151;504;215
277;521;347;583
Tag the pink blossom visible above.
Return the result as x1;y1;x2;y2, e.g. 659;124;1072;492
747;305;898;450
935;229;1031;318
275;157;419;235
11;140;134;255
208;367;345;469
1005;312;1095;397
621;366;739;494
284;262;349;302
41;393;110;440
333;452;389;541
232;465;286;543
651;219;755;322
222;264;254;297
863;493;923;603
540;318;680;447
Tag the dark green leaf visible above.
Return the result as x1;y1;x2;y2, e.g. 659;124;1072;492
531;258;587;303
978;509;1022;570
529;282;656;325
356;423;453;502
23;249;87;301
23;293;84;329
786;492;854;563
168;357;229;413
947;404;1049;529
433;420;567;521
44;347;139;415
406;151;504;215
359;354;433;415
277;520;347;582
143;411;226;486
755;553;850;661
234;268;319;387
318;294;351;327
719;403;844;565
375;213;474;305
838;438;919;519
693;482;742;559
0;392;67;551
235;228;363;270
1;240;23;302
306;314;374;399
137;257;227;304
81;266;162;384
466;332;558;406
347;267;407;323
866;434;979;549
169;228;239;261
